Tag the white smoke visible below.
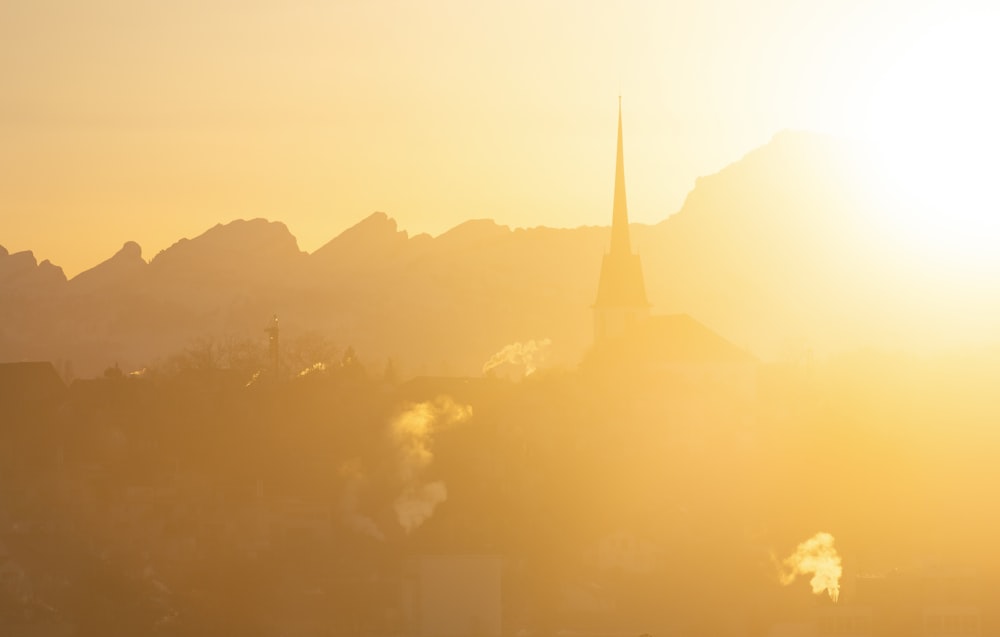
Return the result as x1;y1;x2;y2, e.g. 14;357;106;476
779;532;843;602
482;338;552;376
338;460;385;541
390;396;473;533
394;481;448;534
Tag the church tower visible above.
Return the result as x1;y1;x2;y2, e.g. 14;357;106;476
593;99;650;342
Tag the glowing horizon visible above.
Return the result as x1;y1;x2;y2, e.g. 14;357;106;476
2;0;997;277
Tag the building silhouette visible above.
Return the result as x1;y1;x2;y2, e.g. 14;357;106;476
589;101;755;392
593;98;650;343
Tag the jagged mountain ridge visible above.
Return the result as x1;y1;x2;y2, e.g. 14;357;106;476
2;130;996;377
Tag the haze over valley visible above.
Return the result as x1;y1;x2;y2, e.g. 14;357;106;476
5;130;997;380
3;2;1000;635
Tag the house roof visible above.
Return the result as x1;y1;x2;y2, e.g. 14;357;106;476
0;361;66;405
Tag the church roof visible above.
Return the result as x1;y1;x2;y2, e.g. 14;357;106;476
636;314;756;362
595;314;756;364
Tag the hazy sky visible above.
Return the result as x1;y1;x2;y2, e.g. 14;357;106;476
2;0;996;276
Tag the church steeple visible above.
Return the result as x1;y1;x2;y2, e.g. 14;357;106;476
610;96;632;256
593;98;650;343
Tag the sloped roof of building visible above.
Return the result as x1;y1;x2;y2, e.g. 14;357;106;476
631;314;756;363
0;361;66;405
591;314;756;365
639;314;755;362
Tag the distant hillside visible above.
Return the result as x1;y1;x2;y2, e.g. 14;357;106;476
3;130;998;378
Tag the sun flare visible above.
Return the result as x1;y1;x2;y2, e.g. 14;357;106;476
858;12;1000;264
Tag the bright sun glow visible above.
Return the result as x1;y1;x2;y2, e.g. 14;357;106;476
858;12;1000;266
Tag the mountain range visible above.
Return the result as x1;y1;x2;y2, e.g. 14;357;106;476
3;130;999;379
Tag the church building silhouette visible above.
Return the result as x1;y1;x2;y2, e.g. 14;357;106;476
590;100;756;387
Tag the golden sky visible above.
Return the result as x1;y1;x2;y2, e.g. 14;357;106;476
1;0;997;277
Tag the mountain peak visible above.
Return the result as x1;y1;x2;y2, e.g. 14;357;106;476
438;219;509;241
312;211;410;263
669;129;860;228
151;218;305;270
358;211;399;231
118;240;143;261
69;240;147;291
200;218;301;249
0;249;67;288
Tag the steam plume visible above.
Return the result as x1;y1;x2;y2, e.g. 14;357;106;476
390;396;472;533
779;532;842;602
339;460;385;541
482;338;552;376
395;481;448;533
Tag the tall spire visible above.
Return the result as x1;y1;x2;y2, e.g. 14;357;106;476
610;96;632;256
593;97;649;343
